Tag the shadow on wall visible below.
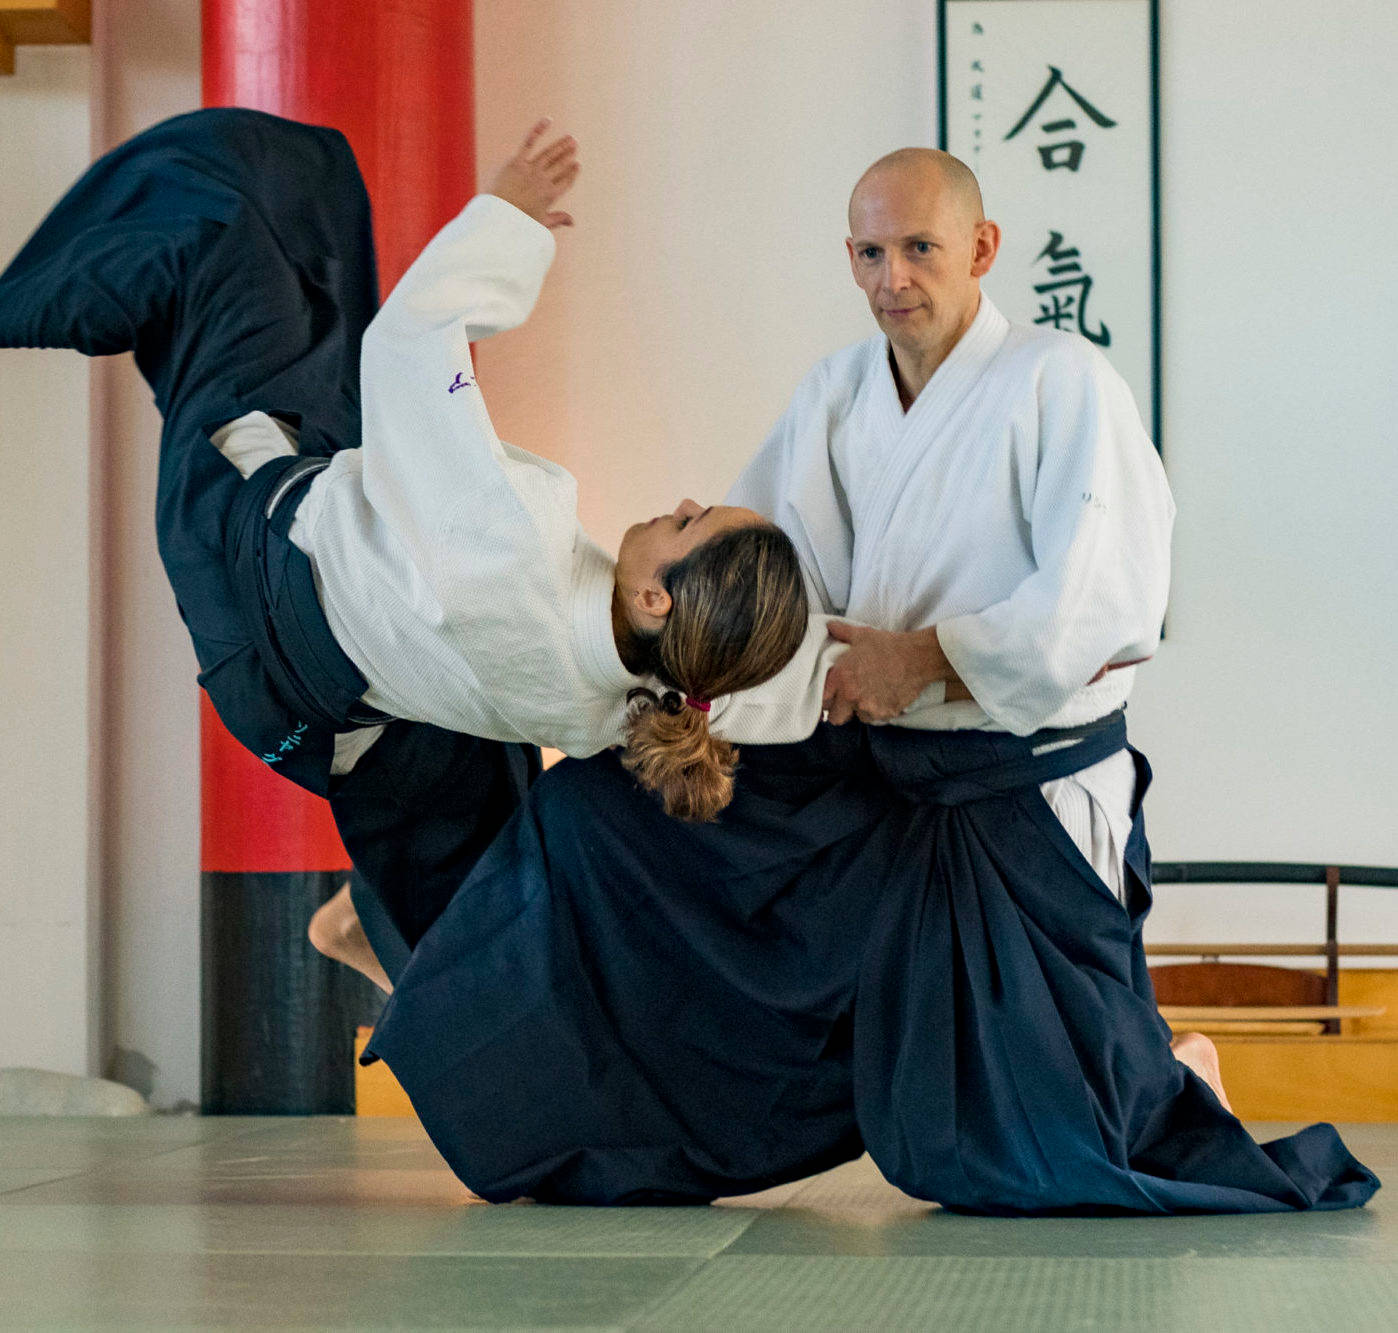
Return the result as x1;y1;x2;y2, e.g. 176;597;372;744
107;1045;158;1101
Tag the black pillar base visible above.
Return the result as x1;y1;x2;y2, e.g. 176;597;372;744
200;870;385;1114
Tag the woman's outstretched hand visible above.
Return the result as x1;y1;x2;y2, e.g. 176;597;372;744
490;119;579;230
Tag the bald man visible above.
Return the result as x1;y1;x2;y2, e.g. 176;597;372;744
730;147;1171;903
720;148;1356;1204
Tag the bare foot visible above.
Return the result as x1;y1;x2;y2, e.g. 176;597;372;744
308;882;393;994
1171;1030;1233;1113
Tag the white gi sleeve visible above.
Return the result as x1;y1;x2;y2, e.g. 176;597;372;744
706;614;844;744
357;194;582;700
357;193;562;578
935;342;1175;736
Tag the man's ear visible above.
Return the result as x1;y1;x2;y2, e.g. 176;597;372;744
846;237;860;284
970;219;1001;278
634;580;672;622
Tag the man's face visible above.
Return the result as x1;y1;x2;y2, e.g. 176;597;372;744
846;166;993;363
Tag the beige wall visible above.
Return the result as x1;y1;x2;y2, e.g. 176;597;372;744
472;0;938;552
0;2;1394;1103
474;0;1398;952
0;1;201;1100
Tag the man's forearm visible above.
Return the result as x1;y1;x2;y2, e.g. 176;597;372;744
904;627;975;703
906;626;951;682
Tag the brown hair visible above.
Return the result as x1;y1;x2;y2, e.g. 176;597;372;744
621;524;807;822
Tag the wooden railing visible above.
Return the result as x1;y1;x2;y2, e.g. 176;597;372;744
1148;862;1398;1035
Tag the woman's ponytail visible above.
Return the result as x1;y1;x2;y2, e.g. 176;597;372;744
619;524;807;822
622;689;737;823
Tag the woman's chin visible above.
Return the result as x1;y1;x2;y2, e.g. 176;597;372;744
617;523;648;565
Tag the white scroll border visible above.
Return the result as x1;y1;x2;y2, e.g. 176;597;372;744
936;0;1163;455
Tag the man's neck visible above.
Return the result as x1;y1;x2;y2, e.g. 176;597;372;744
887;295;982;412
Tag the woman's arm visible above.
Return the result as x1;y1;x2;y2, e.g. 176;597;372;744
356;124;580;591
366;120;576;346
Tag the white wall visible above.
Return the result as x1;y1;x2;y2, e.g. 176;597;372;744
0;1;201;1102
0;44;97;1076
1126;5;1398;945
1;1;1394;1102
89;0;204;1106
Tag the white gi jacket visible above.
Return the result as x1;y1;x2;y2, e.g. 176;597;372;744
214;195;837;758
723;295;1177;895
727;294;1175;737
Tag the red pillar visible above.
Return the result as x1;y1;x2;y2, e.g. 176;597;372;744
198;0;475;1111
202;0;476;299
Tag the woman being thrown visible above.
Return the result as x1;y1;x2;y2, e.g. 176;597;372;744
0;113;811;832
210;119;811;819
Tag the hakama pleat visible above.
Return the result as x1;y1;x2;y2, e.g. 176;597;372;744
366;723;1378;1213
366;727;883;1204
851;740;1376;1213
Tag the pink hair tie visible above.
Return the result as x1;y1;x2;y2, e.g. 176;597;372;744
684;696;712;713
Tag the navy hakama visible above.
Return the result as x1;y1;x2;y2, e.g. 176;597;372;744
0;109;537;944
365;717;1378;1213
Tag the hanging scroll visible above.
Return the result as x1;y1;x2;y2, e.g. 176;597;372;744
939;0;1161;448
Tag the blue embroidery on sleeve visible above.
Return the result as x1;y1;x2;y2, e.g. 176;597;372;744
448;372;476;395
262;721;310;765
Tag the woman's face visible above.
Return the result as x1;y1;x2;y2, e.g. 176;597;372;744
615;499;766;628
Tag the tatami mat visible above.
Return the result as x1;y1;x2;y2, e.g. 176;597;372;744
637;1254;1398;1331
0;1116;1392;1329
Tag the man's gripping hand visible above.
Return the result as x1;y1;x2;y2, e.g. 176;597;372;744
490;119;580;230
822;622;972;725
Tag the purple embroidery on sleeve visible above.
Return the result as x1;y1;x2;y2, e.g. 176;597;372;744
449;371;476;394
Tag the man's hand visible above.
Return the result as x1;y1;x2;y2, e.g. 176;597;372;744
822;622;970;725
490;119;579;230
820;621;1144;726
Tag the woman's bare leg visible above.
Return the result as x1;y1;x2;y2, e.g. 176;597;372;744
308;882;393;994
1170;1031;1234;1113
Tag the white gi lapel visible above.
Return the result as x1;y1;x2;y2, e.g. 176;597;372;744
848;297;1011;616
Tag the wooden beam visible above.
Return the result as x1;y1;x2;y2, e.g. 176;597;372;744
356;1027;414;1117
1159;1004;1385;1023
1209;1033;1398;1121
0;0;90;46
1146;942;1398;957
1166;1020;1327;1037
0;30;13;75
1324;865;1342;1033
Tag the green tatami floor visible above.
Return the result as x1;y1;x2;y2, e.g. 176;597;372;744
0;1116;1393;1329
